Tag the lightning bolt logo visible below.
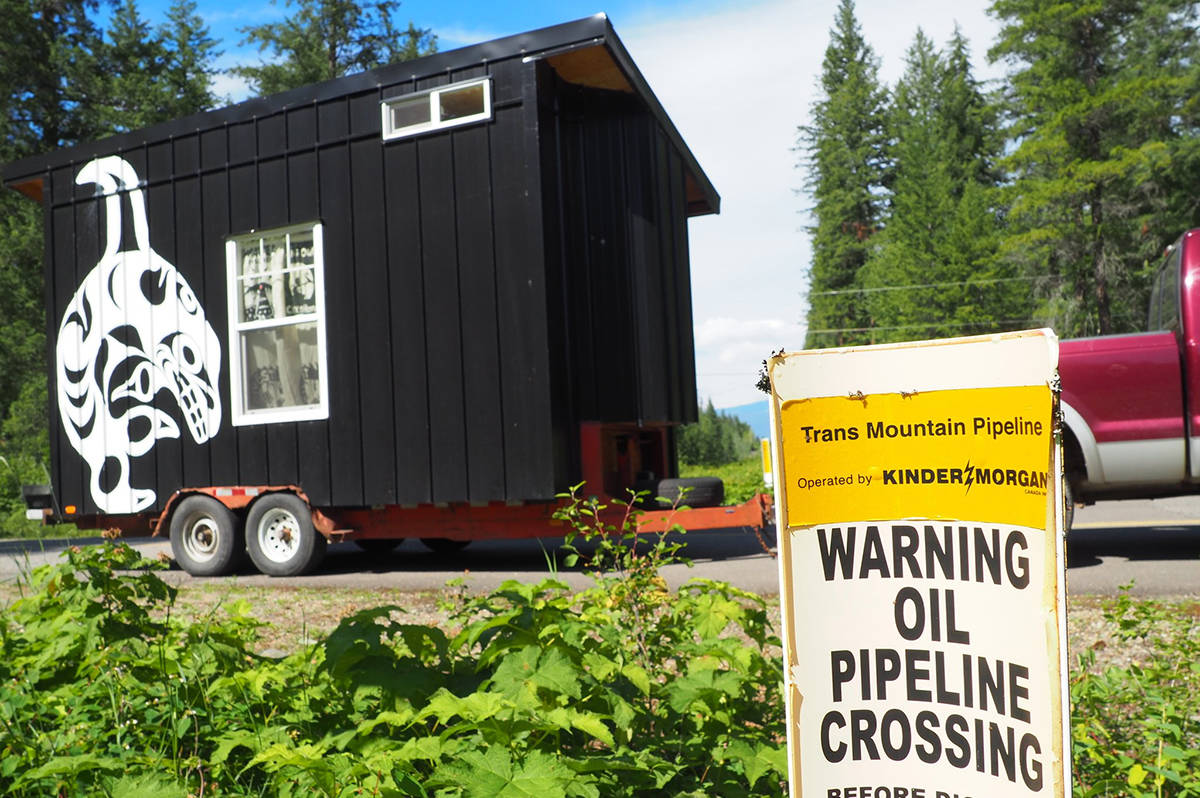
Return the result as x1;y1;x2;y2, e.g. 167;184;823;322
964;460;975;494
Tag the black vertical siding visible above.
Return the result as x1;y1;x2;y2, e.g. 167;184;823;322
349;137;396;503
492;63;556;499
418;134;469;502
384;141;432;504
454;123;507;501
319;144;365;506
26;37;704;516
545;82;699;429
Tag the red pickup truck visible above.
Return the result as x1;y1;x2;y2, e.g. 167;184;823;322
1059;229;1200;518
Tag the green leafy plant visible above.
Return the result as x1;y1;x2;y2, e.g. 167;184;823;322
1071;589;1200;797
0;493;787;796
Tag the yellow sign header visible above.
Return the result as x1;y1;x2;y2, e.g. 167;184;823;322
780;385;1053;529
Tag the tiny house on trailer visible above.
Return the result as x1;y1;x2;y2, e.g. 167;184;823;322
5;15;770;576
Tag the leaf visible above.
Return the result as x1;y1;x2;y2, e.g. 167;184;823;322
436;748;573;798
1128;763;1148;786
622;663;651;696
545;707;615;748
721;740;787;788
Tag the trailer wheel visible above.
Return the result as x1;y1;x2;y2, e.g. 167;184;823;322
353;539;400;554
170;495;244;576
246;493;326;576
635;476;724;508
421;537;471;554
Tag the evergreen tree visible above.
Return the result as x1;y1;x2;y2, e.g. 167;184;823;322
677;401;757;467
990;0;1200;336
102;0;221;132
860;28;1018;342
1;0;107;158
158;0;223;118
233;0;436;96
800;0;889;348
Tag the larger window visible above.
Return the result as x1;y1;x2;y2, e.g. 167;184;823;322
226;223;329;425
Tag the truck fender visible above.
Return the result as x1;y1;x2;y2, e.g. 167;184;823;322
1060;400;1104;484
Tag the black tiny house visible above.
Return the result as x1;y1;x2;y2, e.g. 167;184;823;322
3;15;723;574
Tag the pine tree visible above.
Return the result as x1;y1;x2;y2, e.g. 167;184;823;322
102;0;221;132
1;0;107;158
159;0;223;117
990;0;1200;336
860;28;1016;342
800;0;889;348
233;0;436;96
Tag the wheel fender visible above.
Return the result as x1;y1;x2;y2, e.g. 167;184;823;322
1060;400;1104;484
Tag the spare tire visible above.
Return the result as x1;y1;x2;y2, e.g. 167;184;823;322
634;476;724;509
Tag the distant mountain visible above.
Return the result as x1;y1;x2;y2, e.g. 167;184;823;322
719;400;771;440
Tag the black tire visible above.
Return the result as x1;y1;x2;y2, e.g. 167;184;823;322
635;476;724;508
169;494;244;576
245;493;326;576
421;537;471;554
353;539;401;554
1063;477;1076;532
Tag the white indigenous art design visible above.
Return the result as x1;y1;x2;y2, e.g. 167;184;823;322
57;156;223;513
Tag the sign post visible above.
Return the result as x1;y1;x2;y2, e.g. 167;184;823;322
768;331;1069;798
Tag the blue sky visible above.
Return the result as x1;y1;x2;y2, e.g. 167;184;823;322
129;0;1004;408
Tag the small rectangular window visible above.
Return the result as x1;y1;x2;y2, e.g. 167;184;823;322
226;222;329;426
381;78;492;140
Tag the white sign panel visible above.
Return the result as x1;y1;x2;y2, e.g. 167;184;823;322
768;330;1069;798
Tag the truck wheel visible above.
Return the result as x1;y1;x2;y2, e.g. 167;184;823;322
170;495;244;576
421;537;471;554
246;493;326;576
1063;477;1076;532
635;476;724;508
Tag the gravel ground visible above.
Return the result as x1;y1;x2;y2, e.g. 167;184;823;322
0;571;1185;670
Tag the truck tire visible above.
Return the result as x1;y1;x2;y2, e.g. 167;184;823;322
1063;477;1076;532
245;493;326;576
170;494;245;576
635;476;724;508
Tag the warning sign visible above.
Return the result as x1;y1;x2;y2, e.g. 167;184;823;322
768;331;1069;798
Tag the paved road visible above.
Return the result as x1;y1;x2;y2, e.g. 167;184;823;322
3;496;1199;596
1067;495;1200;595
0;525;784;595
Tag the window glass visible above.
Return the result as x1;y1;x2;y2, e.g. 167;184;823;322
227;223;327;425
381;78;491;140
241;323;321;410
1149;244;1181;332
440;84;485;121
390;96;430;130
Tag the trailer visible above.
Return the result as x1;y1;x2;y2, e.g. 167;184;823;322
3;15;771;576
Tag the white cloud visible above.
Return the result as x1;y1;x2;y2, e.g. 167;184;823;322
620;0;1000;407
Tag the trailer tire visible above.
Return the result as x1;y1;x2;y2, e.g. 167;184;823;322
635;476;724;508
421;537;471;554
246;493;326;576
170;495;245;576
353;539;400;554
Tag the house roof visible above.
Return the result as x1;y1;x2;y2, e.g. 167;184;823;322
3;14;719;216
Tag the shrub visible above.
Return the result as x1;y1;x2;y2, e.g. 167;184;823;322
1072;590;1200;796
0;493;787;796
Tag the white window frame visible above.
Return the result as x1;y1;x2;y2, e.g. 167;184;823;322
381;77;493;141
225;222;330;426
